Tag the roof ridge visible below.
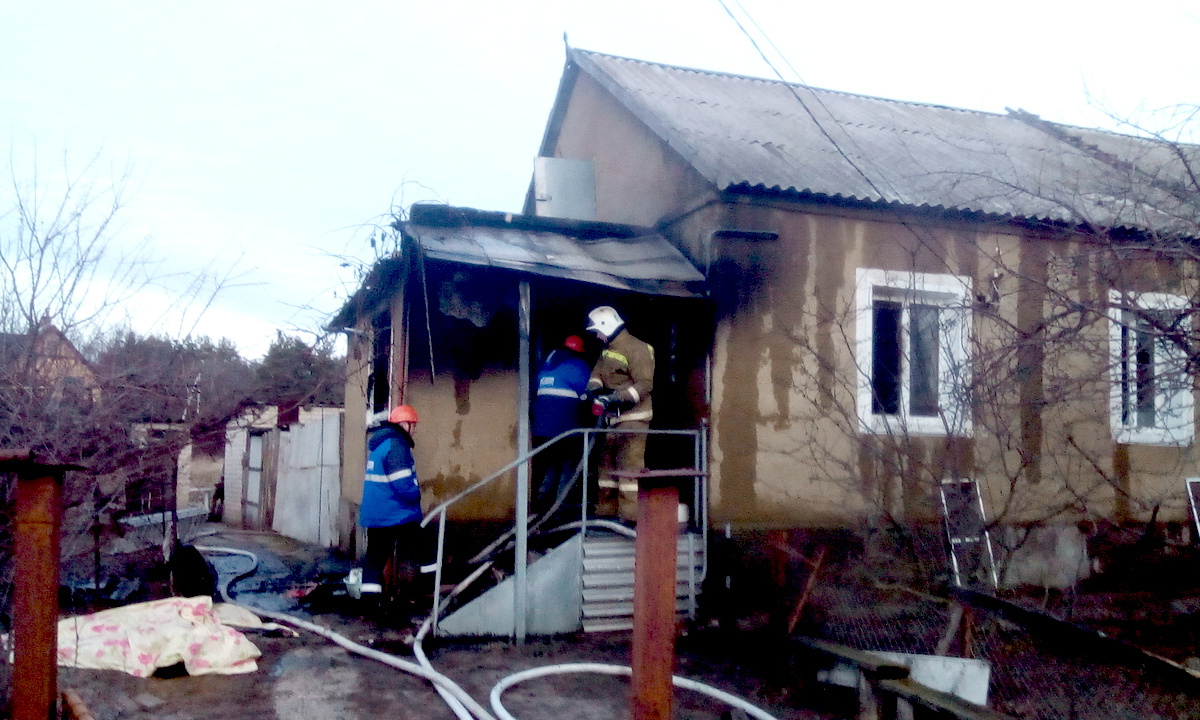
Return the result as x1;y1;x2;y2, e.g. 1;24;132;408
570;47;1023;123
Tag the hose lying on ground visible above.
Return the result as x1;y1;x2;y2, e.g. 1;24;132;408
489;663;781;720
196;545;492;720
195;544;781;720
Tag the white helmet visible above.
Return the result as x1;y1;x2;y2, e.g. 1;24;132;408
586;306;624;340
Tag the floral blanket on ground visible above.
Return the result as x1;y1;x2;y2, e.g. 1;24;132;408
57;597;261;677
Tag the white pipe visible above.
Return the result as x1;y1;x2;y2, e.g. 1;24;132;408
259;608;492;720
412;614;475;720
196;548;784;720
488;663;782;720
196;545;492;720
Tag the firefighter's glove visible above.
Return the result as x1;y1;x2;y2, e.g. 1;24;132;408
591;392;620;417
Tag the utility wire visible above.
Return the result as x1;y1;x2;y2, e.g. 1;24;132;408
714;0;977;288
727;0;805;84
714;0;897;202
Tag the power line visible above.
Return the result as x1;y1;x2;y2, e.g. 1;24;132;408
714;0;896;202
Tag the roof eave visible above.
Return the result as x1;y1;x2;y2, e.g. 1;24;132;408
721;184;1198;244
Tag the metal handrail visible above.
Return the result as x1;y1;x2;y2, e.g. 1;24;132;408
420;427;594;528
419;425;707;638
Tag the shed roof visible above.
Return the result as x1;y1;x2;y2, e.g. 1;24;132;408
560;49;1198;235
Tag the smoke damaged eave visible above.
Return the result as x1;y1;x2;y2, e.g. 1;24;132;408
326;253;407;332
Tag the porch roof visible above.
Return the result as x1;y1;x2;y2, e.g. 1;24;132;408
401;205;704;297
327;205;705;330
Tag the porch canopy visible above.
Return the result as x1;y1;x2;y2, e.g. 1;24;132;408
399;204;704;297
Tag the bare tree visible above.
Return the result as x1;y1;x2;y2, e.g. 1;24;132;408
0;149;155;338
0;150;251;681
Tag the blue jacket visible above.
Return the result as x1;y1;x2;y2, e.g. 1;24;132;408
359;424;421;528
532;348;590;439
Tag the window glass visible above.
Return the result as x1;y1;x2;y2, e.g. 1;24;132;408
871;300;901;415
856;269;971;437
1110;292;1193;446
909;304;941;417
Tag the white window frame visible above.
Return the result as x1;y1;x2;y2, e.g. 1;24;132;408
1108;290;1193;446
855;268;972;437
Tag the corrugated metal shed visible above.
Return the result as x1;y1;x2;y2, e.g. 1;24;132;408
569;49;1198;234
401;207;703;297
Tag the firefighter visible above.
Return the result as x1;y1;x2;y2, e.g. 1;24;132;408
585;306;654;520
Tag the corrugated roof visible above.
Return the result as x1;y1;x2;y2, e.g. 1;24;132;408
570;49;1199;234
328;206;706;329
403;220;703;297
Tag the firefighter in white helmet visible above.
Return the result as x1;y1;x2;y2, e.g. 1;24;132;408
585;306;654;520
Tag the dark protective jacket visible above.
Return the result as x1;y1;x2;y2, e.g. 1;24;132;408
532;348;590;439
359;423;421;528
587;327;654;424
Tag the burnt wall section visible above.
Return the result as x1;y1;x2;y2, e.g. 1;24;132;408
404;260;520;521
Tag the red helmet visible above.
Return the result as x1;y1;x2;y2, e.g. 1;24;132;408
563;335;585;352
388;405;419;424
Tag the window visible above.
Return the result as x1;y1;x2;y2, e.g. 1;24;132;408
1109;291;1193;445
856;269;971;436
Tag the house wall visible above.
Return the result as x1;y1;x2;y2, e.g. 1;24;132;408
222;427;247;526
340;264;524;525
670;198;1200;531
549;72;715;228
175;444;223;511
404;367;519;520
34;323;101;403
272;407;342;547
544;72;1200;536
341;320;372;506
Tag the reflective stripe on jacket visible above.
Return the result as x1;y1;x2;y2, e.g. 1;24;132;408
533;349;590;438
359;424;422;528
587;328;654;424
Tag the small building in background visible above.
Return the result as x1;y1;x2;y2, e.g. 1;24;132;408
223;405;342;547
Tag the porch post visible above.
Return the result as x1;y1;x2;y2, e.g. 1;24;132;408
621;468;704;720
515;279;531;642
2;450;78;720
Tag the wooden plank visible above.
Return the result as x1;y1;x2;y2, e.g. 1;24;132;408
786;545;826;634
12;470;64;720
795;637;910;679
877;677;1018;720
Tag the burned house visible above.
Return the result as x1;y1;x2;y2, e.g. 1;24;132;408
332;48;1200;616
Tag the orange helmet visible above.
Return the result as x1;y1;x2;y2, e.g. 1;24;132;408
563;335;585;352
388;405;419;424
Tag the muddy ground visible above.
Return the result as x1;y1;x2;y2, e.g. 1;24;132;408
44;524;1200;720
53;527;831;720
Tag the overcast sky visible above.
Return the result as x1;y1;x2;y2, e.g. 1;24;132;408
2;1;1197;358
